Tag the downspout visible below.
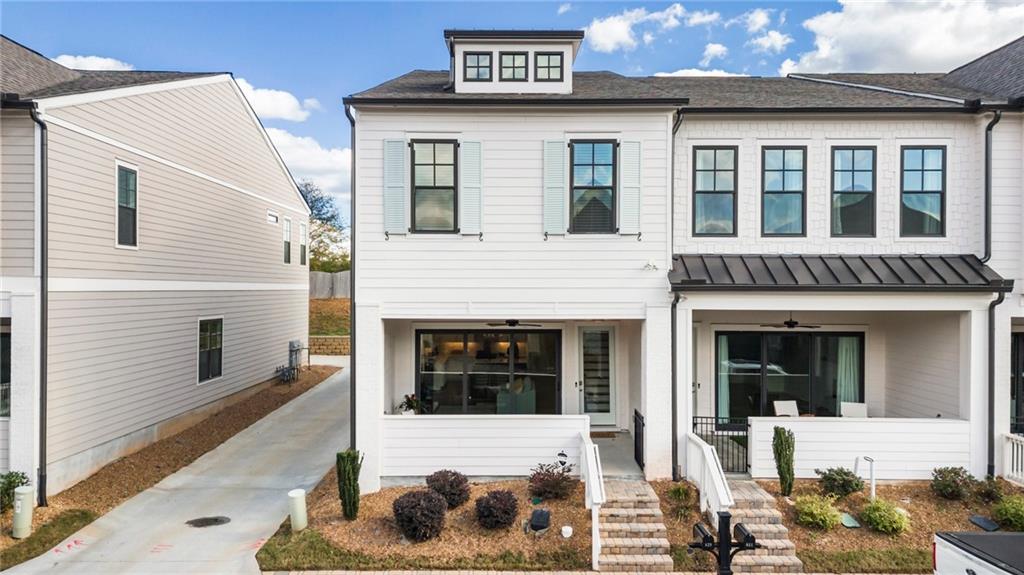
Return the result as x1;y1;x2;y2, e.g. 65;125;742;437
981;111;1001;264
29;105;48;507
669;108;684;481
988;291;1005;478
345;104;356;450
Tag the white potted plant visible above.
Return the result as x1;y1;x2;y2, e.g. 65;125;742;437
396;394;421;416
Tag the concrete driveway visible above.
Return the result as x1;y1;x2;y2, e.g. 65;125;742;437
10;362;349;575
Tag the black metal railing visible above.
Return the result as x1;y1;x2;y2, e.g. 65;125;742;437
633;409;645;470
692;416;749;473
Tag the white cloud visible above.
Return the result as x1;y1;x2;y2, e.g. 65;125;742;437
236;78;320;122
585;3;714;52
748;30;793;54
266;128;351;199
53;54;134;71
699;43;729;67
655;68;747;77
557;3;571;15
782;0;1024;75
686;10;720;27
642;32;655;46
726;8;772;33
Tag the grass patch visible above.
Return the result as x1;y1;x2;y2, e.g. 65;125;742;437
257;521;589;571
798;547;931;573
309;299;349;336
1;509;97;571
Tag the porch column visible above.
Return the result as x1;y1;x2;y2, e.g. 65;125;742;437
993;305;1012;476
960;307;989;478
355;303;384;493
674;304;693;479
642;304;673;479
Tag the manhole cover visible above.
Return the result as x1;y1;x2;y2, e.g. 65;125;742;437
186;516;231;528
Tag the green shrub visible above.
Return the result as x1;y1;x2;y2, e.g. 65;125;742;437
815;467;863;498
860;498;909;535
772;426;795;497
336;450;363;520
993;494;1024;531
475;490;519;529
931;466;975;500
528;462;577;500
975;476;1004;503
393;490;447;541
426;470;470;509
794;494;841;530
0;471;30;513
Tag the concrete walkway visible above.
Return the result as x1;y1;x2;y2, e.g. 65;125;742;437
11;366;349;575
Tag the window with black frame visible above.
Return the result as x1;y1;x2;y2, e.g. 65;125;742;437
693;147;736;236
283;218;292;263
464;52;492;81
198;318;223;383
499;52;527;81
117;164;138;247
411;140;458;232
762;147;806;236
299;222;307;266
535;52;563;81
570;141;616;233
901;146;945;236
831;147;875;236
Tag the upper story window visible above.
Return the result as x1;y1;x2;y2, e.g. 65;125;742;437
299;222;308;266
762;147;806;236
499;52;528;81
831;147;875;237
412;140;458;233
535;52;563;81
570;141;616;234
463;52;492;81
198;318;223;383
901;146;945;236
116;163;138;247
283;218;292;263
693;147;736;236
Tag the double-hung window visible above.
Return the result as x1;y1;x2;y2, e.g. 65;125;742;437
464;52;492;81
693;147;737;236
762;147;806;236
411;140;458;233
499;52;527;81
283;218;292;263
901;146;945;236
831;147;875;237
198;318;223;383
299;222;308;266
116;163;138;247
535;52;563;81
570;141;616;234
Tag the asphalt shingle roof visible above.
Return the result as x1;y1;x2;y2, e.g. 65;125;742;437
945;36;1024;99
794;73;1001;102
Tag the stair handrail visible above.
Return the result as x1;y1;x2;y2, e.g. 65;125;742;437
579;431;606;570
685;432;734;526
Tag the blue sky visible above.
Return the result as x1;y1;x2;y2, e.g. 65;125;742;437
4;1;1023;221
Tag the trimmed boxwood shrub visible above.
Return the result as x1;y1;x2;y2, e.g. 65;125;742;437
392;490;447;541
475;489;519;529
815;467;863;498
794;494;841;530
426;469;470;509
528;463;577;500
860;498;909;535
975;476;1004;504
931;467;975;500
993;494;1024;531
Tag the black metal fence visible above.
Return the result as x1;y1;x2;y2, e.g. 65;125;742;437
692;416;749;473
1013;416;1024;436
633;409;645;470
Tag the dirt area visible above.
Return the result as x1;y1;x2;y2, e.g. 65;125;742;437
310;298;350;336
650;480;716;571
0;365;339;552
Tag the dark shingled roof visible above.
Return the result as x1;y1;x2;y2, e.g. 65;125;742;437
945;35;1024;99
669;254;1012;292
1;35;221;102
793;73;1001;102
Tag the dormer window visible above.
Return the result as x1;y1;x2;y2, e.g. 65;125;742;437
464;52;492;82
535;53;563;82
499;52;528;81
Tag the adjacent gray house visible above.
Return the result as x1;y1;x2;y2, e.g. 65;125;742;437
0;35;310;498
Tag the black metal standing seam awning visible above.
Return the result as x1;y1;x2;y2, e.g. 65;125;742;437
669;254;1014;293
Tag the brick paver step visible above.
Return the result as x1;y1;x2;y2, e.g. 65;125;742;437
597;553;675;572
601;537;671;555
729;506;784;525
739;522;790;540
599;506;663;523
599;522;668;538
747;537;797;556
730;552;804;573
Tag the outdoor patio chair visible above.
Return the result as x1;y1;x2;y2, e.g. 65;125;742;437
773;400;799;417
841;402;868;417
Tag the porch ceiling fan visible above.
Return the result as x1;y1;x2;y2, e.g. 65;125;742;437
760;312;821;329
486;319;543;328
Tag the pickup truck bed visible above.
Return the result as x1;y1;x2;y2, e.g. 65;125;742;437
935;532;1024;574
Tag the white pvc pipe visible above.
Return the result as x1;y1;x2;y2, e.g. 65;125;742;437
288;488;308;532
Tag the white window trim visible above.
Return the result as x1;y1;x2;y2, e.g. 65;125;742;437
283;217;293;264
564;136;622;238
826;140;882;241
196;315;225;386
267;209;280;225
114;159;140;250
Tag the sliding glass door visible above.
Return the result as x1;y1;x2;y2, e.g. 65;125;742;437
716;331;863;419
1012;333;1024;434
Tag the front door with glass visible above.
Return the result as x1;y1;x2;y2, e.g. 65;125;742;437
580;327;615;426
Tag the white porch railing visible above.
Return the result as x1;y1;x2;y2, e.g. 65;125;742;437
1004;434;1024;487
684;432;734;527
579;431;606;571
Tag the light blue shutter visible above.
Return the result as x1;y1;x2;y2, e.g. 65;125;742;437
383;139;407;234
619;141;641;235
460;141;482;235
543;140;566;235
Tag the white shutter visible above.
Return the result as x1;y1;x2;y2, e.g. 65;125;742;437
619;141;641;236
543;140;566;235
460;141;482;235
383;139;407;234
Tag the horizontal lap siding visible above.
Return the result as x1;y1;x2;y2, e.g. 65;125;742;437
45;289;306;464
0;419;8;472
749;417;971;479
989;114;1023;283
883;311;961;418
354;110;672;307
1;110;35;277
381;416;588;476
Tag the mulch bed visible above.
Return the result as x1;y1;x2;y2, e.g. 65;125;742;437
0;365;339;552
650;480;717;571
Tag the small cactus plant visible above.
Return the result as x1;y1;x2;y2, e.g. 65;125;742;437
337;449;363;520
773;426;796;496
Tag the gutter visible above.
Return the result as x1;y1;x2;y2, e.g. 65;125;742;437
988;291;1005;478
669;108;684;481
344;104;357;451
981;111;1002;264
